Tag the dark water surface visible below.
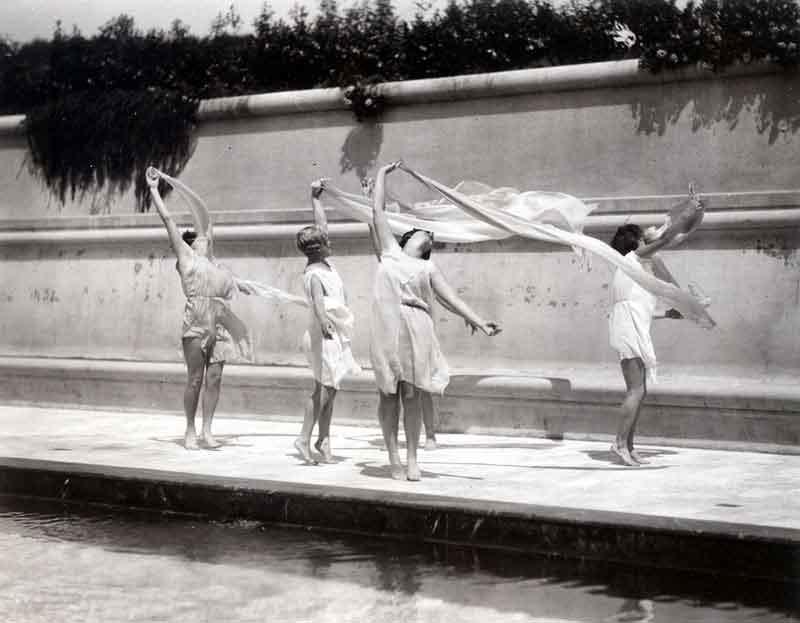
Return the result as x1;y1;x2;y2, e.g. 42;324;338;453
0;495;797;622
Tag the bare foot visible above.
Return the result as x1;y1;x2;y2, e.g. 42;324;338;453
423;438;437;451
390;464;407;480
610;443;638;467
294;437;313;463
630;448;648;464
184;429;200;450
406;461;421;481
200;433;222;449
315;438;334;463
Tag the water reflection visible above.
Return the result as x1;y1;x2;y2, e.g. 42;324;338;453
0;495;797;623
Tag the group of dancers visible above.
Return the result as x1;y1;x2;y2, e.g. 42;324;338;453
146;161;712;480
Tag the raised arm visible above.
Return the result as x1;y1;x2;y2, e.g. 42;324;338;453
310;178;329;236
372;161;403;257
635;231;678;258
358;177;382;262
639;187;704;257
147;168;193;269
430;265;501;336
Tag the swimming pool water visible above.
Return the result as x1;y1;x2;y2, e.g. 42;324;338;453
0;495;796;623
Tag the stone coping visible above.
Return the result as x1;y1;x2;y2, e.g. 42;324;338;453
2;455;797;542
1;190;799;234
0;455;796;580
0;60;784;134
0;204;798;245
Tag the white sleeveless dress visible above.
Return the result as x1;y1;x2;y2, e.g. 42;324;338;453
302;263;360;389
370;249;449;395
178;254;240;364
609;251;658;380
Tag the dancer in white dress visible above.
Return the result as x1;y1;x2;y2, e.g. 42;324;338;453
147;167;309;450
370;162;501;481
294;179;360;464
608;222;690;467
147;168;252;450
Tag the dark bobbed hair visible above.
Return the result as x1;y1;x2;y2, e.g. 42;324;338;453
399;228;433;260
610;224;643;256
296;225;329;257
399;228;421;248
182;230;197;246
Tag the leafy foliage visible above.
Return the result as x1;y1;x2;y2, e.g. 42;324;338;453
342;79;386;121
2;1;799;209
25;89;197;211
3;0;799;117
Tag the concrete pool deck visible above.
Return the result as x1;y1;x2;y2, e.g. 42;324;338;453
0;405;798;581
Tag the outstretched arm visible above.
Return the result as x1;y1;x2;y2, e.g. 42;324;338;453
372;161;403;257
430;265;501;336
310;178;329;236
147;168;193;269
434;292;479;332
649;255;684;320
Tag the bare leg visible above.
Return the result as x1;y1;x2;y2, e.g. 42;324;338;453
377;390;404;480
400;382;423;481
626;362;648;464
181;338;206;450
421;392;437;450
314;385;337;463
200;361;224;448
612;358;646;467
295;382;320;463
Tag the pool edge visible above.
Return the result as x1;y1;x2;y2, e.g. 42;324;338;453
0;457;796;583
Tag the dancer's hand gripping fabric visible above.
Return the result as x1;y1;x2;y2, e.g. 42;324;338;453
644;182;705;249
311;178;329;199
146;166;160;188
385;160;403;174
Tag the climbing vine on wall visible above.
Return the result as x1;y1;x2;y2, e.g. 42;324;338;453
342;77;387;121
25;89;198;212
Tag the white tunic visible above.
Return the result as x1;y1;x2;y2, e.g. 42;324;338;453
609;252;658;379
302;263;360;389
370;249;449;395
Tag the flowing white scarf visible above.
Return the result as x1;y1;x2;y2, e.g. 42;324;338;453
322;168;714;329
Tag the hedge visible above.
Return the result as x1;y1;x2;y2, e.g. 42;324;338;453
2;0;799;115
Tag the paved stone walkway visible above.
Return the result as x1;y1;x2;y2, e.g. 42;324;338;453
1;405;798;539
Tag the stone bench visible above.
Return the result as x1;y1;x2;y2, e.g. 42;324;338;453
1;356;797;453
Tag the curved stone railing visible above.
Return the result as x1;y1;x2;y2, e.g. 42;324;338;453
0;59;784;134
0;204;799;245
